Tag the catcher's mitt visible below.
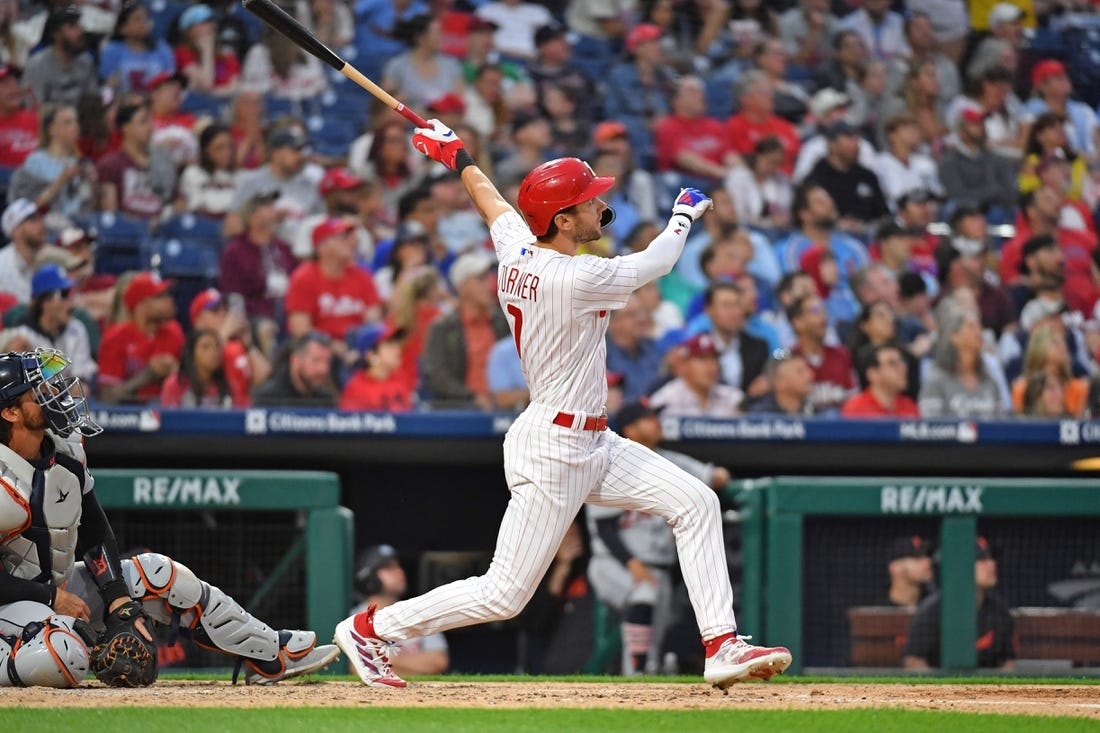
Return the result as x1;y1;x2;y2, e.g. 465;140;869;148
90;600;158;687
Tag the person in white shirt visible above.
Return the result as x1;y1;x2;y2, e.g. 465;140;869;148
874;113;943;207
839;0;910;62
0;199;48;303
476;0;555;61
649;333;742;417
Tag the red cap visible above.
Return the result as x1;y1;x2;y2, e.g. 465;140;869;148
593;120;628;146
626;23;662;54
1031;59;1066;88
427;93;466;114
679;333;719;358
146;70;186;91
189;288;224;323
124;272;173;311
959;105;986;125
312;217;356;248
318;167;366;195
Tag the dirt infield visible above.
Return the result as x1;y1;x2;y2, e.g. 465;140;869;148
2;681;1098;717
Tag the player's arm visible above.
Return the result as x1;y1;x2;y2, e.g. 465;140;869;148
412;120;514;227
76;489;131;610
620;188;713;285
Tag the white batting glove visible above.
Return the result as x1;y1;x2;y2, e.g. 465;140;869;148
670;187;712;223
412;118;466;170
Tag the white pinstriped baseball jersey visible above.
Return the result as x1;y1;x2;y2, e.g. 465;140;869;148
490;211;637;414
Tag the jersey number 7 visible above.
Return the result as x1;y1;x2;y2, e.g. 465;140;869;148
506;304;523;358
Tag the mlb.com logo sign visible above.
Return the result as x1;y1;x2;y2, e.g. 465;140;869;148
245;409;268;434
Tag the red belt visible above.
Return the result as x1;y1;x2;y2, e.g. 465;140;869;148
553;411;608;431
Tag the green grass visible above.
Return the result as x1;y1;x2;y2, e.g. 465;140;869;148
3;708;1097;733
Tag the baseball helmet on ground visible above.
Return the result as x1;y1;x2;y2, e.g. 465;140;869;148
517;157;616;237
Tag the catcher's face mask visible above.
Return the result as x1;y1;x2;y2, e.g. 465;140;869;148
22;348;102;437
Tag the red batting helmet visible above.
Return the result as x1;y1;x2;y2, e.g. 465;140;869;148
517;157;615;237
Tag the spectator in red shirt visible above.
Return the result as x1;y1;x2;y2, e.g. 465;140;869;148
726;70;800;175
159;328;249;408
189;288;271;399
0;65;39;170
96;97;177;220
218;189;299;325
97;273;184;403
340;324;414;412
789;293;857;412
286;217;383;358
842;343;920;417
654;75;735;188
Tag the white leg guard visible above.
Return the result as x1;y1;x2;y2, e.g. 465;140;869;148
0;601;92;688
122;553;339;684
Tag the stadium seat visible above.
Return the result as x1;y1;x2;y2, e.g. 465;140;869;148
180;91;228;118
154;213;226;252
75;212;152;275
306;114;358;158
143;236;220;328
147;0;187;40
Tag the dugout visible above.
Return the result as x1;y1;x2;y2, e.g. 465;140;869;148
736;477;1100;674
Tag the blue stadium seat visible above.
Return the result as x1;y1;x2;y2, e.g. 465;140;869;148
319;87;368;127
306;114;358;158
180;91;228;118
154;213;225;252
143;236;220;279
147;0;188;40
75;212;151;275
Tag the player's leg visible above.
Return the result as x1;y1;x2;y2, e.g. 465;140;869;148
71;554;339;685
0;600;94;687
588;433;791;686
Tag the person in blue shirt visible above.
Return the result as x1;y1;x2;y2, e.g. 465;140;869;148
99;2;176;94
773;182;869;288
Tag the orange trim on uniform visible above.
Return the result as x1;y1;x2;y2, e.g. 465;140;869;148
247;653;287;678
132;555;176;593
0;477;31;540
44;623;81;687
283;641;314;660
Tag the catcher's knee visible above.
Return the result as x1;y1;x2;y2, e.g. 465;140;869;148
0;610;93;688
125;553;204;614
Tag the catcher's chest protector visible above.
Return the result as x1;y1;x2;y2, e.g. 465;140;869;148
0;440;84;589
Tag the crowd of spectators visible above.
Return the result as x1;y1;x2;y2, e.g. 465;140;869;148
1;0;1100;420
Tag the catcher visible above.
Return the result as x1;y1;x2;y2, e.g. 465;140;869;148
0;348;339;687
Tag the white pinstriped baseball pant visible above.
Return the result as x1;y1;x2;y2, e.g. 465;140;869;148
373;403;737;642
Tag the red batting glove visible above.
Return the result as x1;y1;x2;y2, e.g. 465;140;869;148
412;118;465;170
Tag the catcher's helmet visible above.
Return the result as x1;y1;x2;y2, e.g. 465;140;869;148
517;157;616;237
0;349;101;437
354;544;399;599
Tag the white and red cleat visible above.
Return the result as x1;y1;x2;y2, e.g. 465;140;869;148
703;636;792;689
333;604;407;688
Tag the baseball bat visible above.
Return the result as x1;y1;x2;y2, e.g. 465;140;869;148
241;0;430;128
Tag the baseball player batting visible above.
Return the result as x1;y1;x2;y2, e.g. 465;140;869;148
334;120;792;689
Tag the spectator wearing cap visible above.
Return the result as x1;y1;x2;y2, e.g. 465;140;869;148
189;287;270;400
1025;59;1098;159
918;309;1004;419
99;1;176;94
870;221;937;302
179;122;239;219
97;272;184;403
527;23;598;127
999;188;1097;314
606;293;663;404
8;263;96;382
882;535;933;609
775;183;869;291
149;71;198;167
1009;321;1088;418
421;250;508;409
240;18;328;102
603;23;676;169
874;114;943;208
229;125;323;244
649;333;742;417
173;4;239;95
904;535;1015;670
425;94;469;134
160;327;249;408
219;188;299;326
952;65;1031;160
777;0;838;69
726;71;800;177
286;217;382;352
725;136;792;230
292;167;376;261
475;0;554;62
804;120;889;233
9;103;95;222
843;343;920;417
838;0;909;63
789;293;857;413
0;198;48;302
935;207;1015;336
937;102;1019;216
1007;234;1064;318
252;330;338;407
96;97;178;220
793;87;878;185
0;64;38;169
886;12;960;105
22;5;99;108
653;75;736;189
744;349;815;415
894;189;940;276
339;324;413;412
380;15;464;112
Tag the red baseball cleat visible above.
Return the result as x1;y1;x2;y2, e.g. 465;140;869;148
333;605;407;688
